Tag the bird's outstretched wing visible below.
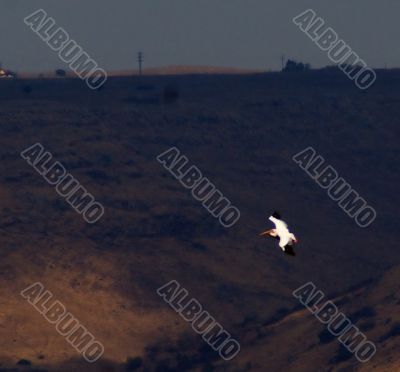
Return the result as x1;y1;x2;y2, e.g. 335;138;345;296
269;216;288;230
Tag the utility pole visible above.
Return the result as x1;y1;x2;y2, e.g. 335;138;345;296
138;52;143;76
281;54;285;71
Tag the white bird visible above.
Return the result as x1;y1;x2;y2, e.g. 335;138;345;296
259;212;298;256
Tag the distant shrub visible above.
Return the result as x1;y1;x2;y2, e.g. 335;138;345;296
86;169;112;183
271;100;282;108
318;328;335;344
275;308;289;317
152;214;196;237
155;362;173;371
192;242;206;251
176;355;199;371
359;320;376;331
163;84;179;104
350;306;376;322
330;345;353;363
201;363;215;372
136;84;155;91
22;85;32;94
17;359;32;366
55;68;66;77
283;59;311;72
129;96;160;104
126;356;143;371
99;154;113;166
52;198;69;212
379;323;400;342
94;82;105;91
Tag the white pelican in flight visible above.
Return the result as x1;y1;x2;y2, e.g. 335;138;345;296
260;212;298;256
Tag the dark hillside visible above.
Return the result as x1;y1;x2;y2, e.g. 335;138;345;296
0;70;398;371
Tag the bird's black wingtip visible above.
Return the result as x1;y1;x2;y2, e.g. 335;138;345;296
272;211;281;219
284;246;296;256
